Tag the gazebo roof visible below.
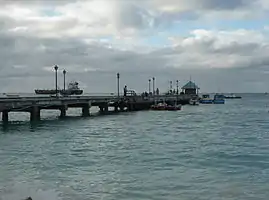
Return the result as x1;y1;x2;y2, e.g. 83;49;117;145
181;81;200;89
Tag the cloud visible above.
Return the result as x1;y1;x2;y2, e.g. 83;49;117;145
0;0;269;93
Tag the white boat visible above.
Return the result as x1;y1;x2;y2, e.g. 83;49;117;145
224;93;242;99
189;97;199;105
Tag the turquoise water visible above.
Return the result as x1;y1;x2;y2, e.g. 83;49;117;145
1;94;269;200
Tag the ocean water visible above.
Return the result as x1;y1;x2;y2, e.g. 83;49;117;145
0;94;269;200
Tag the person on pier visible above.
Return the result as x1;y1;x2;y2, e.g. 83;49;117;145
123;85;127;96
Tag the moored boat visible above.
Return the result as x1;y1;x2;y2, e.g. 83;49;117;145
224;93;242;99
199;94;213;104
189;97;199;105
213;94;225;104
151;102;181;111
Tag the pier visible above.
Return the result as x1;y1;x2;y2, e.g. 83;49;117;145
0;94;192;122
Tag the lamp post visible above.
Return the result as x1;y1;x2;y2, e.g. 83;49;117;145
176;80;179;102
54;65;59;97
176;80;179;94
148;79;151;94
63;69;66;92
169;81;172;94
117;73;120;98
152;77;155;96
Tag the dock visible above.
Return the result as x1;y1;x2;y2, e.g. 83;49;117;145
0;94;191;122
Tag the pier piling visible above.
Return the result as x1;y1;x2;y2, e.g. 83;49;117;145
2;111;8;123
82;104;90;117
60;105;67;118
30;106;40;121
0;93;193;123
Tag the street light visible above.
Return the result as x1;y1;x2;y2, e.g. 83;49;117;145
63;69;66;92
148;79;151;94
176;80;179;102
152;77;155;96
117;73;120;98
169;81;172;94
54;65;59;97
176;80;179;94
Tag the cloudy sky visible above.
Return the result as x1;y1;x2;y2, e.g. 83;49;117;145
0;0;269;93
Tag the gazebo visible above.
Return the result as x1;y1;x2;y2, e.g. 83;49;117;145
181;81;200;95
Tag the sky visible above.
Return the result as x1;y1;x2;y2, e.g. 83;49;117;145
1;0;269;93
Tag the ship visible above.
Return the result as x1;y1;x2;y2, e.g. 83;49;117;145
35;81;83;95
35;89;57;95
60;81;83;95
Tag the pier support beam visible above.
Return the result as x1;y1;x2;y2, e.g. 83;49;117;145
127;104;134;111
100;106;103;113
2;111;9;123
60;105;67;118
104;105;109;113
30;106;40;121
82;104;90;117
120;105;124;112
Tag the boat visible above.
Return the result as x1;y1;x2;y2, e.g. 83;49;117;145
189;97;199;105
60;81;83;95
199;94;213;104
35;81;83;95
151;102;181;111
35;89;57;95
166;104;182;111
224;93;242;99
213;94;225;104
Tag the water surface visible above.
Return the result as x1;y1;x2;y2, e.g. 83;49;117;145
0;94;269;200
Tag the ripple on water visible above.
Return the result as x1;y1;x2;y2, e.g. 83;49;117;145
1;95;269;199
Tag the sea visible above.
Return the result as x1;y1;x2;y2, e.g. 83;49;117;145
0;93;269;200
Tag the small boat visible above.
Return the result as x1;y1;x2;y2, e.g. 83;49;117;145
189;97;199;105
224;93;242;99
199;94;213;104
151;102;181;111
166;104;182;111
151;103;167;110
213;94;225;104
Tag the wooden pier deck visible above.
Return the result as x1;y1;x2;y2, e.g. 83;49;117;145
0;94;192;122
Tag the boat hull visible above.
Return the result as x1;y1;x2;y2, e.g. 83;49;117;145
189;99;199;105
35;90;57;95
35;89;83;95
60;89;83;95
151;104;181;111
200;100;213;104
213;100;225;104
225;96;242;99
